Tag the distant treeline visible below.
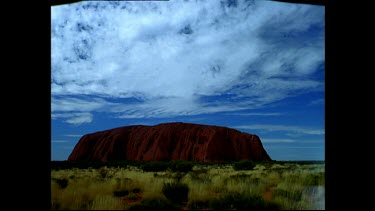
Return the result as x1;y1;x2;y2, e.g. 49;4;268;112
50;160;324;170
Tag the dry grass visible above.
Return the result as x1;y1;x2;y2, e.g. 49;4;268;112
51;162;325;210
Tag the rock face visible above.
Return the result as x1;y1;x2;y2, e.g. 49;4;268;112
68;122;272;162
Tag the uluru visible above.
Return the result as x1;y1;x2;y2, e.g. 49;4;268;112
68;122;272;162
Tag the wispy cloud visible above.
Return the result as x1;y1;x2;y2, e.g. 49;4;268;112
228;112;284;116
52;112;93;124
235;124;324;135
309;98;324;106
51;140;70;143
262;138;296;143
66;114;93;124
64;134;83;137
262;138;324;143
51;0;324;124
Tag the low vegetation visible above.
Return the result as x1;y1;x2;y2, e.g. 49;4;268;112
51;160;325;210
233;160;256;171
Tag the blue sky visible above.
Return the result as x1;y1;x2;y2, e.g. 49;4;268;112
51;0;324;161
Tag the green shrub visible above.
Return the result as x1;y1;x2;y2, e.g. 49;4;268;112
113;190;129;197
98;167;109;178
169;160;194;172
132;188;141;193
190;171;210;183
54;178;68;189
192;166;208;174
128;199;179;211
141;162;169;172
233;160;256;171
162;182;189;204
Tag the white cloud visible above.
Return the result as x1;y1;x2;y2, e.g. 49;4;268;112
51;97;116;112
66;113;93;124
52;112;93;124
51;0;324;123
235;124;325;135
